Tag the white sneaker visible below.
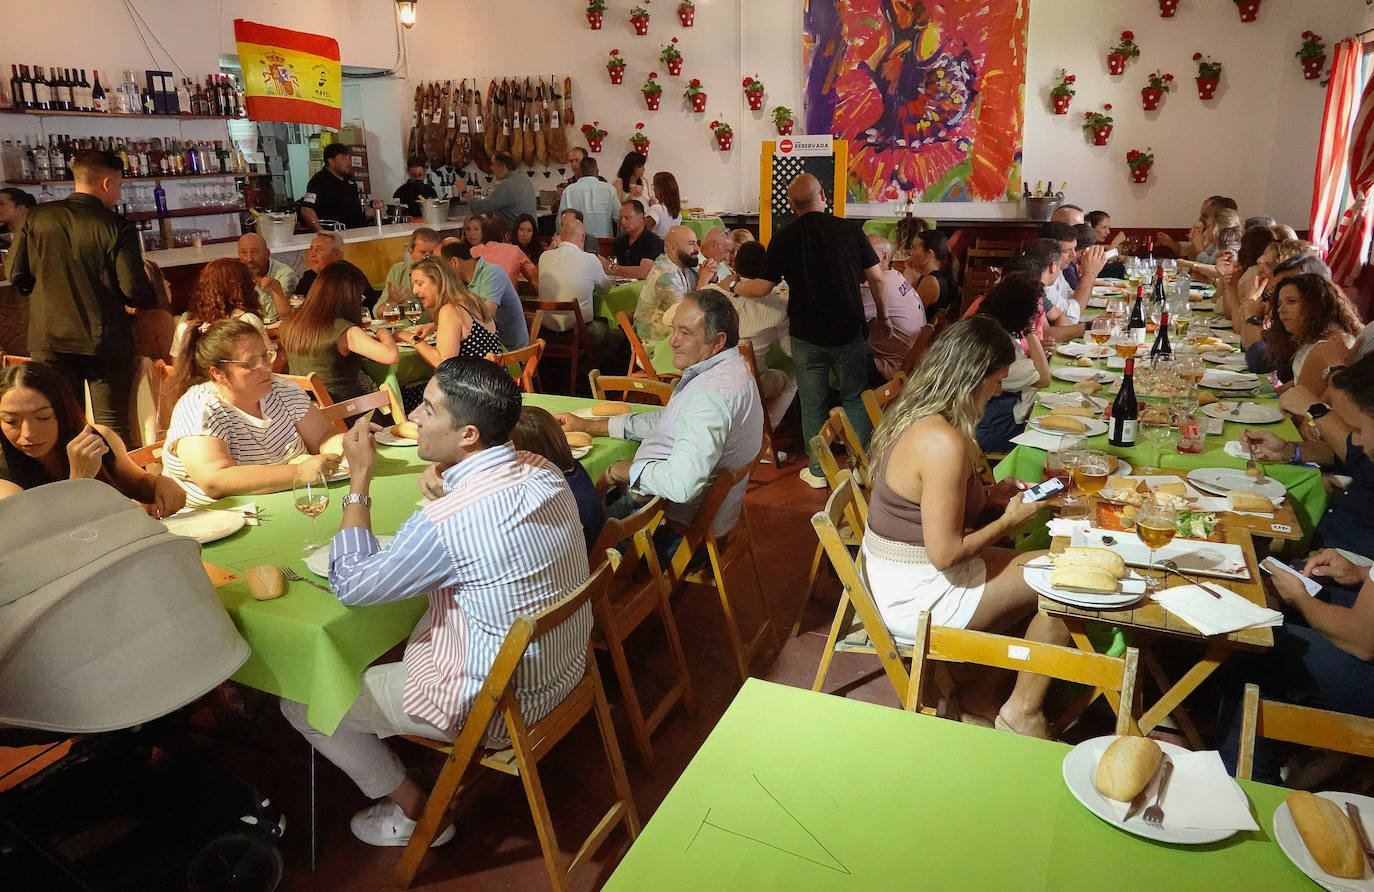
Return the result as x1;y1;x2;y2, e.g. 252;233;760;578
349;800;457;847
799;467;827;489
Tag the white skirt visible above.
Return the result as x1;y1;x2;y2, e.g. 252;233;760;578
860;529;987;644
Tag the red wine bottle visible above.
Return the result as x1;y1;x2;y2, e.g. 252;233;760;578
1150;309;1172;359
1127;284;1147;345
1108;357;1138;447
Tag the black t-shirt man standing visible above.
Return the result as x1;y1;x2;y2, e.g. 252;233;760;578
300;143;367;230
735;173;891;488
392;158;438;218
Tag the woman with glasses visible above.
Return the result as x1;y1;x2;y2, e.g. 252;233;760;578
162;319;344;506
0;361;186;517
280;261;399;404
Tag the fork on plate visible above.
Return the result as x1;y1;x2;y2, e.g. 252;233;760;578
1142;756;1174;827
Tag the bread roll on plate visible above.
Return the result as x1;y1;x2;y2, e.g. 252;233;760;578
592;401;632;416
1074;381;1103;395
1094;736;1163;802
1287;790;1365;879
1051;566;1119;593
1049;406;1097;418
1038;414;1087;433
1057;546;1127;578
1228;490;1274;513
565;431;593;448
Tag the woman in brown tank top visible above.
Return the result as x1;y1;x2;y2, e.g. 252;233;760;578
863;316;1068;739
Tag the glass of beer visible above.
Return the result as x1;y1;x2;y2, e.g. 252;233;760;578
1137;499;1179;591
404;299;423;325
1090;318;1116;371
1070;449;1111;502
1056;438;1087;512
381;302;402;325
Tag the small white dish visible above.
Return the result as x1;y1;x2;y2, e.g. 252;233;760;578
1273;791;1374;892
162;509;246;544
304;534;396;577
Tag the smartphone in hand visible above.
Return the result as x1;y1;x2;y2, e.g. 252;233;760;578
1021;477;1066;503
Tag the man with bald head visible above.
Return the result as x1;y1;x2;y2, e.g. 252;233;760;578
635;225;716;342
735;173;892;488
700;226;737;287
1050;204;1084;226
237;232;298;323
539;214;610;335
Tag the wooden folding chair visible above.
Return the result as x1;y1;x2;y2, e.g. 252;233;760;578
279;372;334;408
666;453;779;683
589;499;695;765
862;372;905;430
0;353;30;366
897;321;939;377
959;270;999;317
737;341;783;466
793;416;862;637
905;610;1141;735
127;440;165;470
827;406;871;486
588;369;673;407
525;308;544;343
395;562;639;889
486;339;546;394
964;247;1015;268
525;299;591;394
617;311;677;383
974;239;1021;252
318;385;396;430
1236;684;1374;781
808;472;916;701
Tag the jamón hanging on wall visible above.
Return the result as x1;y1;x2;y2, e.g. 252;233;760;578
406;75;573;179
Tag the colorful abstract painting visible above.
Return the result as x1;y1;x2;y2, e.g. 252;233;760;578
803;0;1028;203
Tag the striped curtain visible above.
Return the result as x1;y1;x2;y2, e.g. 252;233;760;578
1309;40;1363;269
1329;60;1374;283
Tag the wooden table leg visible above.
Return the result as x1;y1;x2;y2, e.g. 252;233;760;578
1137;644;1231;742
1061;618;1120;719
1139;648;1205;748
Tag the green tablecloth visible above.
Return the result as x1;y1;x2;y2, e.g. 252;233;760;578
361;344;432;396
201;394;654;733
682;216;725;240
607;679;1308;891
596;280;643;327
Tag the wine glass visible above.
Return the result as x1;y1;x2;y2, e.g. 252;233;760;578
1137;499;1179;592
1057;437;1087;512
1176;353;1205;395
404;299;423;325
1089;318;1116;371
1139;423;1178;475
382;301;401;326
293;467;331;556
1070;450;1111;504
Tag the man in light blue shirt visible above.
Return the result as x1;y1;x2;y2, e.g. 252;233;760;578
464;151;537;229
441;240;529;349
556;289;763;557
381;227;441;310
237;232;298;323
558;156;619;239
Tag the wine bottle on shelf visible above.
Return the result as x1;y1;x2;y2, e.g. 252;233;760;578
62;68;77;110
1108;357;1138;447
78;69;92;111
31;65;50;110
6;65;21;110
1022;181;1032;200
1127;284;1147;345
91;70;108;112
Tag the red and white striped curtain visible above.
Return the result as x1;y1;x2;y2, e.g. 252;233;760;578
1309;39;1363;276
1328;58;1374;284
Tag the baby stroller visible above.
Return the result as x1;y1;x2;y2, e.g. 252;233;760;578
0;480;284;891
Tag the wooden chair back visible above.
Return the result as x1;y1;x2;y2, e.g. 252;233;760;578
810;415;850;491
279;372;333;408
736;341;781;466
318;385;396;430
617;310;667;381
930;306;953;337
525;309;544;343
525;300;588;394
591;499;695;764
974;239;1021;252
862;373;905;430
959;270;998;317
828;406;871;486
905;611;1141;736
486;339;546;394
1236;684;1374;781
964;247;1015;267
1;354;31;366
395;561;639;889
127;440;165;470
898;322;938;378
588;369;673;406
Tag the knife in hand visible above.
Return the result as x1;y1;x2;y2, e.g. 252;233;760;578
1345;802;1374;873
1124;756;1166;822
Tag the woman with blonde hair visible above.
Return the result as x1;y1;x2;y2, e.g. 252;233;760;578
1182;206;1242;281
862;315;1067;737
398;257;503;409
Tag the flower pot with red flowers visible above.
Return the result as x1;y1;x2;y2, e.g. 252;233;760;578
743;75;765;111
1083;106;1114;146
629;4;651;36
677;0;695;27
684;78;707;112
710;120;733;151
631;123;650;159
580;122;607;154
1297;32;1326;80
586;0;606;29
1126;148;1155;183
659;38;683;77
1192;52;1222;100
1049;69;1076;114
1234;0;1260;23
1158;0;1179;17
642;73;663;110
606;49;627;85
1141;70;1173;111
772;106;795;135
1107;31;1140;76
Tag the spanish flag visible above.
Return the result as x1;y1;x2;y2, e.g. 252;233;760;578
234;20;342;128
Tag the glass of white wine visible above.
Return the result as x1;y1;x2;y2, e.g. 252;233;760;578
1089;318;1116;372
293;467;331;556
404;299;424;325
1137;499;1178;592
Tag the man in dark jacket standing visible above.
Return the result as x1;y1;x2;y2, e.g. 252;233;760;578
5;149;155;439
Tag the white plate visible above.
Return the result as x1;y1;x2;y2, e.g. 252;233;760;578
1208;317;1234;329
1029;416;1108;437
1040;392;1109;412
1216;330;1242;344
1273;791;1374;891
1186;467;1287;502
573;405;634;420
1075;527;1251;579
1052;367;1120;385
1189;300;1216;311
1062;737;1243;845
1087;297;1109;309
1023;565;1146;609
375;429;418;447
1110;459;1134;477
571;445;591;459
1201;402;1283;424
1057;342;1113;359
1199;348;1241;363
162;509;246;544
304;534;395;577
1200;369;1261;390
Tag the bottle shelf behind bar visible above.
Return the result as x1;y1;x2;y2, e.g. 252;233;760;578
4;171;248;185
1;109;241;122
126;205;244;221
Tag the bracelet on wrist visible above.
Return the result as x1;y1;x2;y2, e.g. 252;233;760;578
1288;443;1302;465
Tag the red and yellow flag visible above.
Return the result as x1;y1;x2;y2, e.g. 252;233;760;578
234;19;341;127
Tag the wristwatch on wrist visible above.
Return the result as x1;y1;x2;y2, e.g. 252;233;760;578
1308;402;1331;420
341;492;372;510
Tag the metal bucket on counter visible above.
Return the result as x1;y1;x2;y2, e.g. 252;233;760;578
255;212;297;249
420;198;450;227
1025;196;1061;222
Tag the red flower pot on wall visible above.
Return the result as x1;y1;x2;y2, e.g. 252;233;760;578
608;66;625;85
715;132;732;151
1092;125;1113;146
690;93;708;112
1052;95;1071;115
1302;56;1326;80
644;92;661;110
587;11;603;29
776;121;793;135
1235;0;1260;22
667;58;683;76
1131;166;1152;184
1107;54;1128;76
587;137;603;153
1196;76;1219;100
631;15;650;35
1158;0;1179;16
677;5;695;27
1141;87;1164;111
746;92;763;111
633;140;649;158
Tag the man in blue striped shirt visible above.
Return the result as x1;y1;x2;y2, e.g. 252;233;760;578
281;357;591;848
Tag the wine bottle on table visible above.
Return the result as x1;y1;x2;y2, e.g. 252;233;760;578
1150;309;1172;359
1151;266;1166;306
1109;357;1138;447
1127;284;1147;345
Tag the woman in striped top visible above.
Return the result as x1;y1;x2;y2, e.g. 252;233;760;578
163;319;345;506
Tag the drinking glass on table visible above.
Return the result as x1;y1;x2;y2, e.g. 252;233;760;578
1140;422;1178;475
1089;318;1116;371
1176;353;1205;394
404;299;423;325
1070;449;1111;502
1056;437;1088;512
293;466;331;556
1137;499;1178;591
381;301;402;326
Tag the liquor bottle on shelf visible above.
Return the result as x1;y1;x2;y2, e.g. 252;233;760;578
175;78;191;115
34;136;50;180
1022;181;1032;200
233;77;246;116
1108;357;1138;447
1127;284;1147;345
46;135;62;180
91;70;108;112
